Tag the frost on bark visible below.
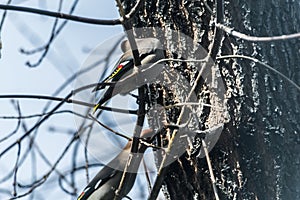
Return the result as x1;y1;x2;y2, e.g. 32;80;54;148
122;0;299;199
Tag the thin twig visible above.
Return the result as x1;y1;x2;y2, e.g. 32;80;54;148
0;4;121;25
0;110;90;121
8;115;84;198
88;114;132;141
12;142;21;197
143;159;152;193
217;55;300;92
0;100;21;143
124;0;144;21
8;133;79;200
202;139;220;200
23;0;80;67
1;82;104;159
83;125;93;184
0;92;73;159
0;0;12;32
30;135;77;190
39;37;123;121
164;102;224;110
0;94;92;107
0;94;138;115
216;23;300;42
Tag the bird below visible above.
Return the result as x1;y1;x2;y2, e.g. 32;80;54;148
77;128;153;200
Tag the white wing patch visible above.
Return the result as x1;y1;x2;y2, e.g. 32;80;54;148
94;179;102;189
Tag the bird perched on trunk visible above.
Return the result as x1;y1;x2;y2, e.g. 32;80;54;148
77;129;153;200
93;38;165;113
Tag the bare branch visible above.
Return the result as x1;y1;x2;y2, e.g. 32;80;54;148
88;114;132;141
0;110;90;120
0;100;21;143
0;4;121;25
0;94;138;115
0;94;93;107
124;0;144;21
12;142;21;197
217;54;300;92
8;133;79;200
201;139;220;200
22;0;80;67
0;0;12;32
0;92;73;159
216;23;300;42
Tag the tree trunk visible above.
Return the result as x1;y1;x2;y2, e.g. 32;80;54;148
122;0;300;199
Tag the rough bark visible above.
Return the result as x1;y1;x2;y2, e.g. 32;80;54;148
122;0;300;199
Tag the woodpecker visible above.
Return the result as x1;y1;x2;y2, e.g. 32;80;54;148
93;38;165;113
77;129;153;200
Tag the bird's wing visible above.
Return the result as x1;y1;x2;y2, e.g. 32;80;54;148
92;55;134;92
77;152;127;200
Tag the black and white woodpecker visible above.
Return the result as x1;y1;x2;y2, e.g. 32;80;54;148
77;129;153;200
93;38;165;113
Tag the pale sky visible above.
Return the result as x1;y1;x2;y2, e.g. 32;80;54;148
0;1;157;199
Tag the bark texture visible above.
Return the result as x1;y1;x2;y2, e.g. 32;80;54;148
122;0;300;199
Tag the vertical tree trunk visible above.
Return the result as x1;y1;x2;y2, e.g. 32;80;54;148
226;1;300;199
122;0;300;199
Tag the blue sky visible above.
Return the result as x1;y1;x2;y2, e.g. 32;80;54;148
0;1;152;199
